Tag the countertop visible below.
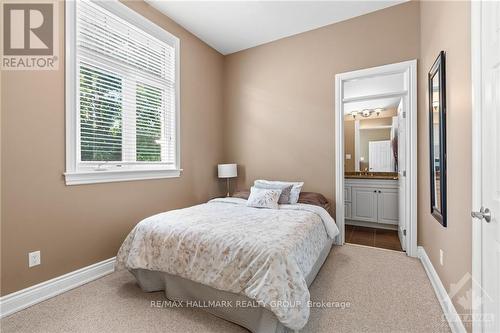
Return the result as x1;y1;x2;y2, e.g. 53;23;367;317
345;172;398;180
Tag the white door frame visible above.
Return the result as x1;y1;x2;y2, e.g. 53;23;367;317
471;2;486;331
334;60;418;257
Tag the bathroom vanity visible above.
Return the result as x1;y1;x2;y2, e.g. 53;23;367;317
344;175;399;229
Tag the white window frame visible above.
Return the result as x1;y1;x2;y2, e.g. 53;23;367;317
65;0;181;185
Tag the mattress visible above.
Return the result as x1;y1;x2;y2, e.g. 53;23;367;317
131;238;333;333
116;197;339;330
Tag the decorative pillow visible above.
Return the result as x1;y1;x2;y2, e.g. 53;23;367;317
246;187;282;209
254;183;293;204
254;180;304;204
234;189;330;211
297;192;328;206
298;192;330;210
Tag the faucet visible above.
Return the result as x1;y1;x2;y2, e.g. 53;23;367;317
359;168;369;176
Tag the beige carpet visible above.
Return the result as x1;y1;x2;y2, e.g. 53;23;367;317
1;245;450;333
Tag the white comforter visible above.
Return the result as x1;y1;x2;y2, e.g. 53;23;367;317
116;198;338;330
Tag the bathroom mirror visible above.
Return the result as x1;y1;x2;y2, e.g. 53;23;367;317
344;103;399;174
428;51;447;227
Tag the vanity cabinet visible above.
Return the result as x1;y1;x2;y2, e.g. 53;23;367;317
344;187;352;219
345;179;398;226
377;188;399;224
351;187;378;222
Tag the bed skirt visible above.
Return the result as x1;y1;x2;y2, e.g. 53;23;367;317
130;239;333;333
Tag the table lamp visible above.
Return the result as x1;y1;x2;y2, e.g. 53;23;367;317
218;164;237;197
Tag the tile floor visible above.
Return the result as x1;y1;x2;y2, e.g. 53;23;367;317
345;224;403;251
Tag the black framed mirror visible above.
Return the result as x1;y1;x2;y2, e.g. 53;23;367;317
428;51;447;226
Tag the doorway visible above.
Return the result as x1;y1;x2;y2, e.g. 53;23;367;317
334;60;418;257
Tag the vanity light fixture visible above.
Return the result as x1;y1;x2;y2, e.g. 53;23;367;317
362;109;372;117
350;108;384;119
432;100;439;111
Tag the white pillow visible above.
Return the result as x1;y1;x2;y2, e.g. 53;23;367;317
246;186;282;209
254;183;293;204
254;180;304;204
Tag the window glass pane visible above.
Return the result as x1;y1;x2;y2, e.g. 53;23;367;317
73;0;178;172
80;64;123;161
136;83;163;162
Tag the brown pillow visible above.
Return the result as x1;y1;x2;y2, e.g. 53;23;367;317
297;192;329;209
233;190;329;208
301;193;332;216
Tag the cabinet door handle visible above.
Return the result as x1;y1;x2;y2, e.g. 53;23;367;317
373;190;377;193
378;190;382;193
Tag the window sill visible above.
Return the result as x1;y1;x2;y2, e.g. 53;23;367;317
64;168;182;185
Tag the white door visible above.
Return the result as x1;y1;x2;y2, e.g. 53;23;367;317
473;2;500;332
397;99;407;250
377;188;399;225
369;140;392;172
351;187;378;222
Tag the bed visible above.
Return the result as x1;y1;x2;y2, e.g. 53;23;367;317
116;195;338;333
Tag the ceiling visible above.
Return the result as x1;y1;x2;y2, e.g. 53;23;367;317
146;1;407;55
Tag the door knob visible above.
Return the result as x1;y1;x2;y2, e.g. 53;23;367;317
471;207;492;223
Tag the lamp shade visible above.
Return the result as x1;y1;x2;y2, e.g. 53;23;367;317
218;164;237;178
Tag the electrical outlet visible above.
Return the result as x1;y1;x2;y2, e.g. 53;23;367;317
439;249;444;266
29;251;41;267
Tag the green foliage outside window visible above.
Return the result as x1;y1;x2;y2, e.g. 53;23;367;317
79;65;163;163
80;65;123;162
136;84;162;162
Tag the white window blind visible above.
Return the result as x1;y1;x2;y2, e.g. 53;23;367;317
74;0;177;174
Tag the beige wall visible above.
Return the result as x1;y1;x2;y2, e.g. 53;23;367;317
0;1;225;295
223;1;420;202
418;0;472;325
344;120;355;172
1;5;474;329
224;0;472;328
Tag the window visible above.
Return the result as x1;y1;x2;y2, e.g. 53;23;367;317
65;0;180;185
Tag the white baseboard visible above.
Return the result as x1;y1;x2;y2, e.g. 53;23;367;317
0;257;116;318
417;246;466;333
